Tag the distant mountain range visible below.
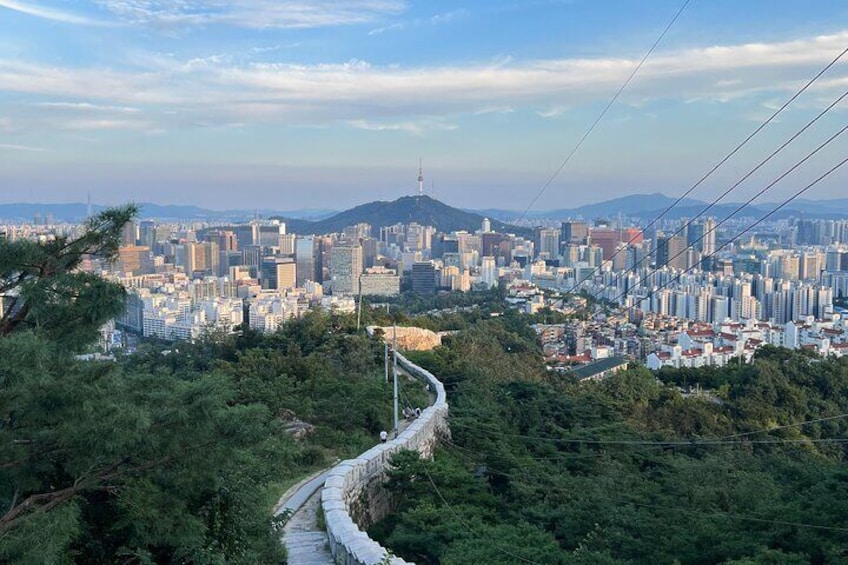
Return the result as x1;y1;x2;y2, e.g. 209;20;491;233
5;192;848;230
474;193;848;222
0;202;336;222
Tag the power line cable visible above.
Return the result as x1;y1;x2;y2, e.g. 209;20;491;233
595;86;848;298
516;0;692;224
390;384;541;563
596;118;848;308
621;499;848;534
604;139;848;311
448;418;848;446
722;413;848;440
560;44;848;296
442;439;848;534
420;459;542;564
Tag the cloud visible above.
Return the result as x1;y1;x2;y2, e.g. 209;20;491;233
347;118;457;135
0;0;111;25
94;0;406;29
429;9;468;25
57;118;155;131
368;7;466;35
536;105;570;118
368;22;405;35
474;106;515;115
2;29;848;132
36;102;141;113
0;142;45;152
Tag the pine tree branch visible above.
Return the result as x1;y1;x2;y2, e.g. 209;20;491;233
0;439;216;533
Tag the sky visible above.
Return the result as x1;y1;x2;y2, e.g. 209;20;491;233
1;0;848;212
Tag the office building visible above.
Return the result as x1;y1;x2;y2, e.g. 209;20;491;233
331;244;363;295
411;261;437;294
261;257;297;291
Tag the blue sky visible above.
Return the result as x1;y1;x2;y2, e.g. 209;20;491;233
1;0;848;212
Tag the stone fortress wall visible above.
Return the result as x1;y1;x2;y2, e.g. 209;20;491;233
320;352;449;565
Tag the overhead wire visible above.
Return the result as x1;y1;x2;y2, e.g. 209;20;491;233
594;85;848;299
516;0;692;225
559;44;848;297
448;417;848;447
441;437;848;535
604;144;848;310
386;381;541;563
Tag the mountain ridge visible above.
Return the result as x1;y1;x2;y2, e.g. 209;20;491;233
276;195;528;236
5;192;848;228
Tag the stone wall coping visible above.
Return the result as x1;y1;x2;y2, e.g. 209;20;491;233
320;352;447;565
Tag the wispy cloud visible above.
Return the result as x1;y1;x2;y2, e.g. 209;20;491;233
94;0;407;30
474;105;515;115
429;9;468;25
0;142;45;152
536;105;570;118
368;22;405;35
0;0;110;25
368;7;467;35
36;101;141;113
58;118;154;131
347;118;457;135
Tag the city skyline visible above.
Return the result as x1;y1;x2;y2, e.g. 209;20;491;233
2;0;848;210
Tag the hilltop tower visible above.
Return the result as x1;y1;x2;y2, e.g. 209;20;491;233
417;158;424;197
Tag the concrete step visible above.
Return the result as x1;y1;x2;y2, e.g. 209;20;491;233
285;531;334;564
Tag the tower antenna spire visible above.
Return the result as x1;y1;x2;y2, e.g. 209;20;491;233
417;158;424;197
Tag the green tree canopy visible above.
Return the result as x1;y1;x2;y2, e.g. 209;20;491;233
0;205;137;349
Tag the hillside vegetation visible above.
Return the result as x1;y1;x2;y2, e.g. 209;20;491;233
371;317;848;564
0;208;424;564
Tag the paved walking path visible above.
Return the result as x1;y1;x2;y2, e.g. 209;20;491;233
276;469;335;565
278;368;433;564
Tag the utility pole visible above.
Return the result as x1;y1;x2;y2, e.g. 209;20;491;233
393;324;399;438
385;304;390;383
356;273;363;331
384;341;389;384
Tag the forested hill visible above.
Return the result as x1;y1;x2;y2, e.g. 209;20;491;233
371;313;848;564
0;206;434;563
277;195;528;236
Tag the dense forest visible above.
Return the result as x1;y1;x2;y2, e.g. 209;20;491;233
0;209;424;564
371;314;848;564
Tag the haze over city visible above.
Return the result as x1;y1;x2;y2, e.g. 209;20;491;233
2;0;848;210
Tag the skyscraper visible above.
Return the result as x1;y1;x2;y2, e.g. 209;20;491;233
655;235;688;270
411;261;437;293
561;221;589;246
330;244;363;295
295;236;317;286
261;256;296;291
481;256;498;288
534;227;560;260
